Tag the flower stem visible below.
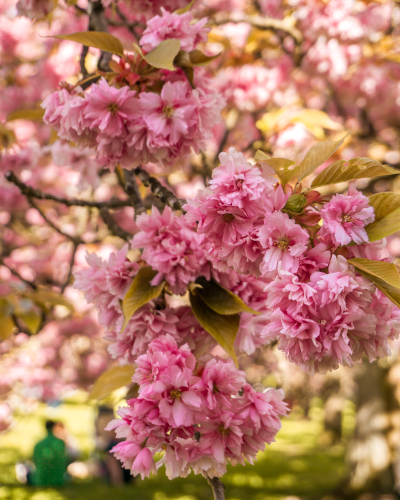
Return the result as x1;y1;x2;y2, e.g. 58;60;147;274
207;477;225;500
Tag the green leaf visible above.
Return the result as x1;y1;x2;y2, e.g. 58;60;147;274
7;108;45;122
89;365;135;400
174;0;196;14
255;153;297;186
195;277;260;315
121;266;165;333
297;136;346;182
349;258;400;308
0;298;15;340
368;192;400;221
25;290;74;311
143;39;181;71
189;292;239;366
17;310;42;335
366;207;400;241
51;32;124;57
188;49;220;67
311;157;399;188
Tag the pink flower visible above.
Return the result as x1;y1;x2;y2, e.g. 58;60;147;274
319;183;375;246
198;358;246;410
209;148;272;211
139;81;197;146
107;303;180;363
74;245;138;303
140;8;210;52
17;0;54;19
258;211;310;275
297;243;331;281
84;79;139;137
132;206;209;295
132;447;157;479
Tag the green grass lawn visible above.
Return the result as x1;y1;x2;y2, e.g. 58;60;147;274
0;401;347;500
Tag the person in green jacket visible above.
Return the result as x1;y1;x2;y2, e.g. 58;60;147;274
32;420;68;486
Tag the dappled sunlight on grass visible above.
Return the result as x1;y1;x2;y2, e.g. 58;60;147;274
0;402;348;500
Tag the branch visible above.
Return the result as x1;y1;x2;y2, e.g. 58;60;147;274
212;14;302;44
118;168;146;215
207;477;225;500
61;242;79;293
99;207;132;241
0;258;37;290
133;167;184;211
5;171;131;208
28;197;81;244
88;0;112;72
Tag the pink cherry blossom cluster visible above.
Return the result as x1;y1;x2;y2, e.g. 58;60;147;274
140;7;210;52
42;75;224;170
41;7;224;170
106;335;288;479
184;147;400;372
74;245;213;363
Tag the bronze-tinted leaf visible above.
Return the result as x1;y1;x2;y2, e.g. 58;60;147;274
195;277;260;315
0;298;15;340
89;365;135;400
174;0;196;14
121;266;165;333
7;108;45;122
52;32;124;57
25;290;74;311
18;310;42;335
297;135;346;182
188;49;221;67
143;39;181;71
366;207;400;241
189;292;239;366
311;157;399;188
349;258;400;308
255;150;297;186
368;192;400;221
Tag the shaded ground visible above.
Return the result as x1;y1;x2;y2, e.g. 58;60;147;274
0;401;347;500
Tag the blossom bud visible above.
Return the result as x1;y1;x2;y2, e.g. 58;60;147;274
284;194;307;213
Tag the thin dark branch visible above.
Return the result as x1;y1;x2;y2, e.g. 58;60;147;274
5;171;131;208
99;207;132;241
207;477;225;500
28;197;81;244
74;5;87;14
114;4;144;41
61;242;79;293
80;45;90;78
133;167;184;211
0;258;37;290
88;0;112;72
123;169;146;215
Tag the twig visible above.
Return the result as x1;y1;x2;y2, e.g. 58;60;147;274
88;0;112;72
123;169;146;215
212;14;303;64
61;242;79;293
5;171;131;208
0;258;37;290
133;167;184;211
80;45;90;78
28;197;81;244
212;14;302;44
114;4;144;41
99;207;132;241
207;477;225;500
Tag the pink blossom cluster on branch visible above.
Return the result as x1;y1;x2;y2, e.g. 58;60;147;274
106;335;288;479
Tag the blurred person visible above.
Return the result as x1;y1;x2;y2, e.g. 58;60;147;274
31;420;68;486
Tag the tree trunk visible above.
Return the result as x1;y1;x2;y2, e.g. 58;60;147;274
346;359;398;494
